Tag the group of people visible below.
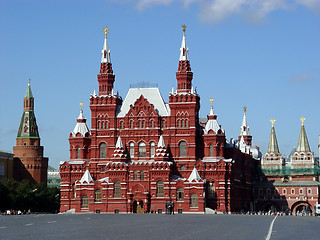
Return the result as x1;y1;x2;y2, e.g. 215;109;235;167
165;202;175;214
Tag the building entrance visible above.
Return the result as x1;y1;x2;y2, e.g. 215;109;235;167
133;200;144;213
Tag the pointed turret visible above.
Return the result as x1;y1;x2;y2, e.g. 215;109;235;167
267;118;280;153
204;98;223;135
113;136;127;161
155;135;168;159
296;116;310;152
72;102;90;137
262;118;284;168
98;26;115;96
176;24;193;94
80;169;94;184
17;79;39;139
239;106;252;146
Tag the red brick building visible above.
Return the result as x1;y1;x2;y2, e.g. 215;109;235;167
254;118;320;214
59;26;261;214
13;80;48;185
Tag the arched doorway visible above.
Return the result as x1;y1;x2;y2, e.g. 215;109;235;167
133;201;138;213
292;202;312;215
260;202;279;213
132;200;144;213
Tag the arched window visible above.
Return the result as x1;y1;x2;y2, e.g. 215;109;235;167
98;121;101;129
138;120;142;128
150;120;154;128
190;194;198;207
114;181;121;198
95;189;102;202
139;142;146;157
140;171;144;180
177;188;184;201
308;188;312;194
81;195;88;208
291;188;295;194
142;120;145;128
150;142;155;157
185;119;188;128
181;119;184;128
209;145;213;157
129;142;134;157
133;171;138;181
283;188;287;194
102;121;105;129
99;143;106;158
177;119;180;128
130;120;133;129
156;181;164;197
267;188;271;195
120;121;124;129
76;147;81;159
179;141;187;157
162;120;165;128
105;121;109;129
299;188;303;194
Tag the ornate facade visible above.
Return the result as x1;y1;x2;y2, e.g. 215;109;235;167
59;26;261;214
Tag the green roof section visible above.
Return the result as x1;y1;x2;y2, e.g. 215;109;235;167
17;111;39;138
296;117;310;152
260;165;320;176
25;79;33;98
267;119;279;153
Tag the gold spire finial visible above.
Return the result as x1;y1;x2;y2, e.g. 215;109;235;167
80;101;84;111
270;118;276;126
300;116;306;125
182;24;186;36
103;26;109;38
243;106;247;113
209;97;214;109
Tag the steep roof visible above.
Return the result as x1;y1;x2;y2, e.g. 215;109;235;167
117;88;170;117
240;106;250;136
267;119;280;153
188;167;202;182
72;106;90;137
25;79;33;98
296;117;310;152
80;169;94;184
204;107;222;134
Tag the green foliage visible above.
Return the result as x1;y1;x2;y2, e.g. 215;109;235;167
0;179;60;213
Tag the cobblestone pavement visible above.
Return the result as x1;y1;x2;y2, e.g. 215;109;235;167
0;213;319;240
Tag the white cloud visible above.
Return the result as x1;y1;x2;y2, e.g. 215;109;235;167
290;73;314;83
131;0;320;22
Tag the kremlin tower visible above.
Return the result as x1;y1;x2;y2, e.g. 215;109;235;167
13;80;48;185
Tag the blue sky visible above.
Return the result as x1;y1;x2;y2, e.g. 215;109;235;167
0;0;319;168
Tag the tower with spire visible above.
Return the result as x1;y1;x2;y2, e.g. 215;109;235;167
239;106;252;146
203;98;225;158
262;118;284;168
13;80;48;184
290;117;316;168
69;102;91;161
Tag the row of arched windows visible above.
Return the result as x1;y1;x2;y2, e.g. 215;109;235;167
80;186;198;208
177;119;189;128
133;171;144;180
97;121;109;129
98;140;187;159
258;187;312;195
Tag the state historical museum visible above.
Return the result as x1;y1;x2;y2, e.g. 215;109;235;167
59;26;262;214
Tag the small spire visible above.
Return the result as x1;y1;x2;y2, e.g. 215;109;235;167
115;136;124;149
78;101;84;119
267;118;280;153
25;78;33;98
297;117;310;152
240;106;249;136
101;26;111;63
209;98;214;116
179;24;189;61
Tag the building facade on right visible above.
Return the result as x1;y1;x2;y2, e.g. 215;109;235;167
254;118;320;214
